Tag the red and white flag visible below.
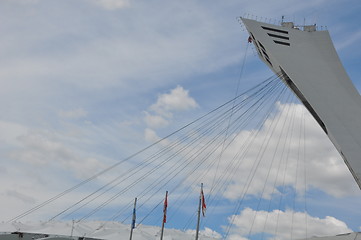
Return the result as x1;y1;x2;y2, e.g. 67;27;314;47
201;189;206;217
163;191;168;223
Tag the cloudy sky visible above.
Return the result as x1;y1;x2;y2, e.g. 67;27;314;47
1;0;361;239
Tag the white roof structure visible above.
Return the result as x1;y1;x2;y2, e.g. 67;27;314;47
0;221;220;240
301;232;361;240
241;17;361;190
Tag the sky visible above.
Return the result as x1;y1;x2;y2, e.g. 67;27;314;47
1;0;361;239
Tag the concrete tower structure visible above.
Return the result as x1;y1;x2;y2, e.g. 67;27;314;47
242;17;361;190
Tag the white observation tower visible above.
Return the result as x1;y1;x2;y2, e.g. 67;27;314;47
241;17;361;189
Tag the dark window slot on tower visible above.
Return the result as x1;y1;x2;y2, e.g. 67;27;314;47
274;40;290;46
266;58;273;66
257;41;266;51
267;33;290;40
261;26;288;34
262;50;269;59
251;32;256;40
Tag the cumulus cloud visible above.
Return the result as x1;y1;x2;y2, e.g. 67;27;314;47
144;128;161;143
185;227;222;238
194;103;359;200
150;85;198;118
226;208;351;240
91;0;130;10
143;85;198;140
143;112;169;129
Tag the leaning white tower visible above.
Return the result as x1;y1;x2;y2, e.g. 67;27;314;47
241;17;361;189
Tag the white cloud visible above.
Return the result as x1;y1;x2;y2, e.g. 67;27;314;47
193;103;359;200
91;0;130;10
144;85;198;139
185;227;222;239
144;128;161;143
227;235;248;240
143;111;169;129
150;86;198;117
227;208;351;240
9;130;105;179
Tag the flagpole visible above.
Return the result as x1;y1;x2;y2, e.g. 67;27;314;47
70;219;75;237
195;183;203;240
160;191;168;240
129;197;137;240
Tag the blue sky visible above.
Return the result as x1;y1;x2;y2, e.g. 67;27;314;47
1;0;361;239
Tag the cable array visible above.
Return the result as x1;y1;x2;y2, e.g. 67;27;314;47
9;73;311;240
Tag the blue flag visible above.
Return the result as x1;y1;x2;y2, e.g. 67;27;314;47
131;206;136;229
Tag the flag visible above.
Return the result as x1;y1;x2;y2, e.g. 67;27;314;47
131;206;136;229
163;191;168;223
201;189;206;217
